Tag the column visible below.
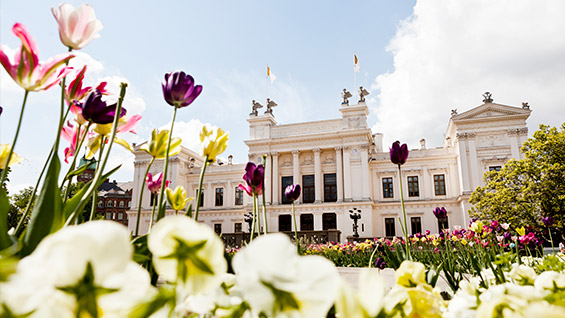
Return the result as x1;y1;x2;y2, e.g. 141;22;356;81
206;182;212;208
226;180;232;208
264;154;272;205
343;146;352;201
272;152;279;204
292;150;301;203
360;146;370;200
456;134;471;193
314;148;322;203
508;129;521;159
335;147;344;202
314;213;323;231
467;133;480;190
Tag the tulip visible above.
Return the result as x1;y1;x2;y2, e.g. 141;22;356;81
61;121;92;163
162;71;203;108
51;3;103;50
432;207;447;219
0;144;23;169
146;172;170;194
238;162;264;196
65;65;108;104
0;106;2;117
389;141;409;166
140;129;182;160
374;257;387;270
284;184;301;202
0;23;74;92
542;216;554;227
78;89;126;124
166;185;190;211
200;125;229;163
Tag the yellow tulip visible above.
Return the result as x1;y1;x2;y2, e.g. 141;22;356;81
516;226;526;236
200;125;229;163
166;185;191;211
139;129;182;160
0;144;23;169
395;261;427;288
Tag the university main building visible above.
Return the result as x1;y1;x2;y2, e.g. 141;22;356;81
127;92;531;242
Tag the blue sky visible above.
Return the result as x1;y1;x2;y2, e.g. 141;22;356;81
2;1;565;192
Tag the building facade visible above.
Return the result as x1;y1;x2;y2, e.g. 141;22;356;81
127;93;531;241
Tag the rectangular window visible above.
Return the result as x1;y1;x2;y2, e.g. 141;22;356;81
214;223;222;235
215;188;224;206
489;166;501;172
434;174;446;195
196;190;204;207
235;187;243;205
438;216;449;231
407;176;419;197
411;217;422;235
382;177;393;198
323;173;337;202
234;223;242;233
117;212;123;220
279;215;292;231
302;175;315;203
281;176;294;204
105;212;112;220
385;218;396;237
322;213;337;230
300;214;314;231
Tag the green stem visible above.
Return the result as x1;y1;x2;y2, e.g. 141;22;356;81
62;122;92;202
398;165;411;260
149;196;157;231
194;155;209;221
292;201;300;253
261;155;269;233
0;90;29;186
548;227;555;253
156;106;178;221
89;136;106;221
368;242;379;268
250;193;257;242
135;157;155;236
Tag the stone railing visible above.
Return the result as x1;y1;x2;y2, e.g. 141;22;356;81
221;229;341;248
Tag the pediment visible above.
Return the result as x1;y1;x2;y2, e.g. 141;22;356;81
452;103;530;121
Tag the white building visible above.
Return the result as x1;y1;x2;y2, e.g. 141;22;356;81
127;92;531;241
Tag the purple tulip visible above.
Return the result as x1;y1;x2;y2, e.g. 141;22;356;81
432;207;447;219
79;89;126;124
374;257;386;270
285;184;301;202
162;71;203;108
389;141;409;165
542;216;554;227
503;232;512;241
238;162;264;196
0;106;3;117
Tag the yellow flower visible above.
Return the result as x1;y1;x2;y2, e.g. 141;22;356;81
470;220;484;234
395;261;427;288
461;239;468;245
516;227;526;236
200;125;229;163
166;185;191;211
0;144;23;169
139;129;182;159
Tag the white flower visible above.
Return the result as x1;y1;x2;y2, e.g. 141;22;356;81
476;284;541;318
509;264;537;285
335;269;385;318
394;260;427;288
148;215;227;294
51;3;103;50
535;271;565;292
0;221;154;317
232;233;340;318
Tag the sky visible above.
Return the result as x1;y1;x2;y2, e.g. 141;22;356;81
1;0;564;193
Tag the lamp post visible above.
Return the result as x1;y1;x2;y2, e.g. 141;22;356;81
244;212;253;233
349;208;362;238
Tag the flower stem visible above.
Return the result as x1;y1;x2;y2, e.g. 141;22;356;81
149;197;157;231
89;136;106;221
156;106;178;222
261;155;269;234
62;122;92;203
194;155;209;221
548;226;555;253
53;49;71;154
0;90;29;186
292;201;300;253
368;242;379;268
250;193;257;242
397;165;411;260
135;157;155;236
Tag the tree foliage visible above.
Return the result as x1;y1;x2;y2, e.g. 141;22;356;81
470;123;565;237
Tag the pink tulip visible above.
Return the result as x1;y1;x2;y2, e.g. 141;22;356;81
146;172;170;194
61;121;92;163
52;3;103;50
0;23;74;92
66;65;109;104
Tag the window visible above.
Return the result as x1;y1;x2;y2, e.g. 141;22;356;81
385;218;396;237
489;166;501;172
407;176;419;197
214;224;222;235
382;177;393;198
438;216;449;231
195;190;204;207
302;175;315;203
98;200;103;208
150;193;157;206
322;213;337;230
281;176;294;204
323;173;337;202
434;174;446;195
215;188;224;206
300;214;314;231
118;212;124;220
119;201;125;208
128;201;131;208
279;215;292;231
235;187;243;205
234;223;242;233
107;201;113;207
411;217;422;235
105;212;112;219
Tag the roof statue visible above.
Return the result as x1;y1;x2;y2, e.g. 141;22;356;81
522;102;530;110
482;92;493;104
265;98;277;114
451;109;458;116
341;88;352;105
250;100;263;116
358;86;369;103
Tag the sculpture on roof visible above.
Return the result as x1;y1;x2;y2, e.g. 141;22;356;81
265;98;277;113
358;86;369;103
451;109;458;116
250;100;263;116
482;92;493;103
341;88;352;105
522;102;530;110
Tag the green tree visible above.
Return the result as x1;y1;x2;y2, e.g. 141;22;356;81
470;123;565;237
7;186;35;231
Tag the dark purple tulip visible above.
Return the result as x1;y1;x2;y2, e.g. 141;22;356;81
162;71;203;108
0;106;3;117
542;216;554;227
285;184;301;202
389;141;409;165
374;257;386;270
432;207;447;219
503;232;512;241
240;162;264;196
79;90;126;124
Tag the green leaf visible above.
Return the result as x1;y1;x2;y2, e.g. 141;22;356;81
21;154;63;256
261;280;300;313
0;188;14;250
62;162;92;181
128;285;176;318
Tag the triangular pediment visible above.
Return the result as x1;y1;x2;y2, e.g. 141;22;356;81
452;103;530;121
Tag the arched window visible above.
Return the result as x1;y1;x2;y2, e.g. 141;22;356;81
119;201;125;208
107;201;113;208
98;200;103;207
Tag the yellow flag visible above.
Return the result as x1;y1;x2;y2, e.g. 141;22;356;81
354;55;360;73
267;66;276;83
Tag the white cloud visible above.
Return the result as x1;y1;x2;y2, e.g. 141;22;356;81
98;75;146;115
371;0;565;150
159;119;205;154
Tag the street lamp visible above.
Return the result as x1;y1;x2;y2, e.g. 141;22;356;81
244;212;253;233
349;208;362;238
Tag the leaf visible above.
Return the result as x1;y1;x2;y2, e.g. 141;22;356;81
62;162;92;181
0;188;14;250
21;154;63;256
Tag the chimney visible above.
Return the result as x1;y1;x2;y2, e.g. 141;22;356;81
228;155;233;165
420;138;426;150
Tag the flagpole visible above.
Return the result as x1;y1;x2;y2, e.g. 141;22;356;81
266;66;269;103
354;54;357;102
